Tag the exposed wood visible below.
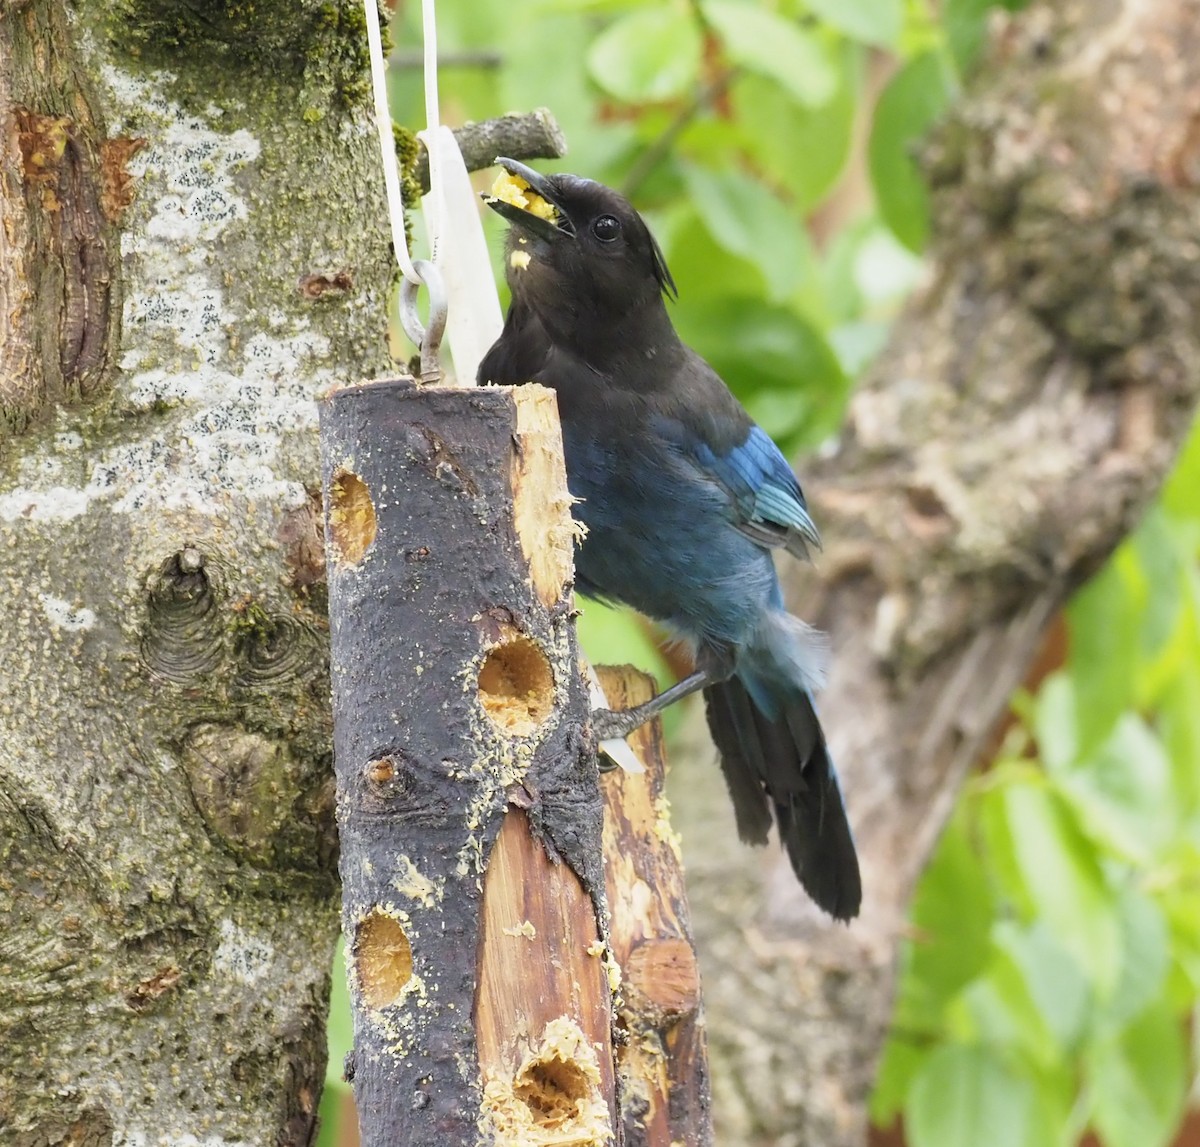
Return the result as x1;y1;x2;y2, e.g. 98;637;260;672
510;386;579;609
598;666;712;1146
477;808;617;1144
319;379;614;1145
0;0;123;437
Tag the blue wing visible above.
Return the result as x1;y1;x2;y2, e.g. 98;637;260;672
665;420;821;560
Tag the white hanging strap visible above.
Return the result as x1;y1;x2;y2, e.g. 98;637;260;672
414;0;503;384
420;0;444;264
362;0;448;382
419;126;502;385
363;0;419;286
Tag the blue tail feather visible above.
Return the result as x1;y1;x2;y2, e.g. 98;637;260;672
704;635;861;920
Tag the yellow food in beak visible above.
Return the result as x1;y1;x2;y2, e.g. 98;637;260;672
487;170;559;223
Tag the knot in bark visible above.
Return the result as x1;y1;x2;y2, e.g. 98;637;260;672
141;550;224;683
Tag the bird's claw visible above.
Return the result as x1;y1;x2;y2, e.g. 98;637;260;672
591;706;645;742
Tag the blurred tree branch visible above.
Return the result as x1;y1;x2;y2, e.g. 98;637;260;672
672;0;1200;1141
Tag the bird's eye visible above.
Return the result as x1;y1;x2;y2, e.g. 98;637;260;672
591;215;621;243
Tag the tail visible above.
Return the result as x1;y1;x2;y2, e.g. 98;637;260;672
702;614;862;921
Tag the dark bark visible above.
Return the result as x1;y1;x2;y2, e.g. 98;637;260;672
674;0;1200;1142
1;0;124;436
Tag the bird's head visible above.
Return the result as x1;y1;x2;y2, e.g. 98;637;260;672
483;158;676;336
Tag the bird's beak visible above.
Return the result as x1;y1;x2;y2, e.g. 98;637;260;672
482;157;575;243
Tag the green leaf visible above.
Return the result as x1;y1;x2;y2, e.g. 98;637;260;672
1161;414;1200;522
871;1036;928;1126
1103;888;1170;1033
672;297;848;448
326;938;352;1088
1067;553;1145;757
996;781;1122;995
1025;1070;1075;1147
577;603;681;733
731;50;859;212
1056;715;1174;865
828;320;890;376
906;1044;1033;1147
801;0;903;47
701;0;837;106
577;600;670;682
501;12;638;174
1132;508;1183;661
994;922;1090;1055
951;924;1087;1067
868;52;953;251
1088;1002;1187;1147
315;1087;348;1147
819;215;879;321
853;224;927;308
587;7;703;104
944;0;998;74
976;767;1038;906
1136;590;1197;713
904;811;995;1020
1160;659;1200;820
1160;853;1200;994
953;970;1049;1063
657;202;766;304
680;165;816;303
1034;672;1078;772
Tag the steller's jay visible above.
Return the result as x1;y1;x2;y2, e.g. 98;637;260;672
479;159;861;921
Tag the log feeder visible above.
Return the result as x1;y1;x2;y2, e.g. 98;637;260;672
319;378;711;1145
320;379;612;1144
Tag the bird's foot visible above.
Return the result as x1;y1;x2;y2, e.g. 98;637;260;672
592;706;649;742
592;666;721;743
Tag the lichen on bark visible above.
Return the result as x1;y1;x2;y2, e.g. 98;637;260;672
0;0;394;1140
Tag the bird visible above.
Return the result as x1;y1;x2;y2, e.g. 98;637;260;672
478;158;861;921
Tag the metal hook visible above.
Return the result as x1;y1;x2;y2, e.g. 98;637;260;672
399;259;448;384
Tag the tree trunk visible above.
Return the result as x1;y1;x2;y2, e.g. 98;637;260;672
673;0;1200;1143
316;384;715;1145
0;1;390;1140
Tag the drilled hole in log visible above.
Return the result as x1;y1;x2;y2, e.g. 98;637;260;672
478;636;553;736
328;468;376;565
365;756;395;784
354;910;412;1008
514;1053;591;1125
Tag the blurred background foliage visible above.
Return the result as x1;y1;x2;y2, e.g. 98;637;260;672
320;0;1200;1142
